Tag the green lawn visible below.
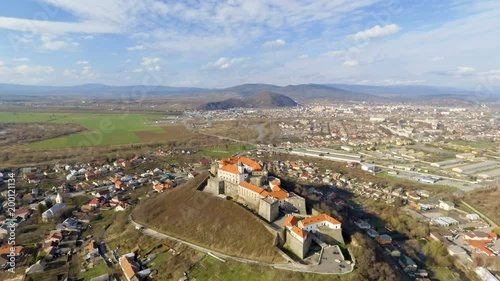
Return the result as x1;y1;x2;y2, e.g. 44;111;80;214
449;139;496;149
196;144;254;157
189;255;347;281
79;260;109;281
0;112;165;148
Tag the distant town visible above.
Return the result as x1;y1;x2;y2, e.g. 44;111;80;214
0;96;499;281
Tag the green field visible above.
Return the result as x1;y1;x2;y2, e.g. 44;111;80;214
449;139;496;149
197;144;254;157
0;112;167;148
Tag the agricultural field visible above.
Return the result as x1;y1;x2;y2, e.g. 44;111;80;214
0;112;190;148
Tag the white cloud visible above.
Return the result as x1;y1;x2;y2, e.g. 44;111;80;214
63;69;77;77
343;60;359;67
456;66;475;75
15;64;54;75
204;57;246;70
76;60;89;65
478;69;500;82
322;50;344;57
64;64;95;79
81;35;94;40
130;32;150;39
375;79;425;86
0;16;121;34
139;57;161;72
262;39;286;48
13;58;30;62
349;24;401;41
297;54;309;59
41;34;78;50
127;45;144;51
431;56;443;62
356;79;371;85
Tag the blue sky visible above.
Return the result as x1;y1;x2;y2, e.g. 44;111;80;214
0;0;499;89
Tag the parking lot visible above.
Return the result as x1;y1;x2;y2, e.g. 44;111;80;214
314;245;353;273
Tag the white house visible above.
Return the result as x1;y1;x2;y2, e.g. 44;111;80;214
439;200;455;211
466;213;481;221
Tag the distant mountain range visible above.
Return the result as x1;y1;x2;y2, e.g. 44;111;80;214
0;82;498;104
201;91;297;110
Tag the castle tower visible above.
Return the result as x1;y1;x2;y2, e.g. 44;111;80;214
237;162;245;174
55;193;63;204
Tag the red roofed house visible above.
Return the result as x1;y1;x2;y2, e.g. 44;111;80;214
15;208;31;220
88;198;101;209
115;181;127;190
119;253;151;281
44;232;63;244
153;183;170;192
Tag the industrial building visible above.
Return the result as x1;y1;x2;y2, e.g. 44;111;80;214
430;217;459;227
431;159;463;168
476;168;500;180
289;148;362;163
452;161;499;175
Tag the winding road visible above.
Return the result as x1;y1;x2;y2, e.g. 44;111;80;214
128;214;353;275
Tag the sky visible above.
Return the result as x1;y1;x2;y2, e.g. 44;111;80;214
0;0;499;90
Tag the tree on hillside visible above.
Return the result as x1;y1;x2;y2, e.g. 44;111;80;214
422;240;452;267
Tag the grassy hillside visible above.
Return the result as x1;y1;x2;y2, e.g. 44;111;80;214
0;112;191;148
190;255;347;281
464;188;500;225
132;173;284;263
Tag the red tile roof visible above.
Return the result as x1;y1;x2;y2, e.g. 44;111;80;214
219;165;242;175
0;245;24;255
290;226;307;238
270;179;281;186
301;214;341;226
219;157;262;171
239;181;265;194
283;216;299;227
268;189;289;200
120;256;137;281
465;240;495;256
89;198;100;205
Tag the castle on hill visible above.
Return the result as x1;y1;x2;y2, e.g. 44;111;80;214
205;156;306;222
204;156;344;259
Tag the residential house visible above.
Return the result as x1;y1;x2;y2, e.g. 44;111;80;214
44;232;63;244
15;208;31;220
119;253;151;281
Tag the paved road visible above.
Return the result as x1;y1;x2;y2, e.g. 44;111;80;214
128;214;352;274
